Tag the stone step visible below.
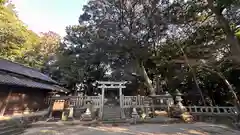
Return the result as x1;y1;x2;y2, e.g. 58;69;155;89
104;112;121;114
103;111;121;114
103;109;121;111
103;107;121;108
104;110;121;112
103;110;121;112
103;117;122;119
103;116;121;119
103;114;121;116
104;107;121;108
103;117;121;120
103;107;121;109
103;113;120;115
102;119;127;124
103;112;121;116
103;117;121;119
0;120;25;135
103;114;121;117
11;130;25;135
0;125;15;131
0;121;8;126
0;128;24;135
103;110;121;113
103;115;121;117
103;108;121;111
104;110;121;113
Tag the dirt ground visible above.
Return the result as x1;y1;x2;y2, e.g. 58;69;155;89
22;122;240;135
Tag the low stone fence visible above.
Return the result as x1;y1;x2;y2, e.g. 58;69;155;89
186;106;238;115
184;106;239;128
46;96;101;109
122;96;145;108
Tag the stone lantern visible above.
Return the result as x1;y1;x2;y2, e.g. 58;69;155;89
165;91;174;106
174;89;186;113
80;100;93;121
131;101;139;124
173;90;193;122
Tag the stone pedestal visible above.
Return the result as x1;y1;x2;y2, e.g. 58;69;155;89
169;90;187;118
131;107;139;124
23;108;31;115
143;98;151;119
81;108;92;121
149;94;173;117
175;91;186;113
68;106;74;118
67;105;74;121
62;110;69;121
132;107;139;118
81;101;93;121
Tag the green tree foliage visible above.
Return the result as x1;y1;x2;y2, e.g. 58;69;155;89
44;25;110;88
0;0;7;5
0;1;26;59
0;1;38;62
206;0;240;62
0;1;61;69
21;31;61;69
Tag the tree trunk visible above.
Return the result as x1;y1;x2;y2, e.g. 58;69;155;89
191;71;206;106
138;60;156;96
178;45;206;105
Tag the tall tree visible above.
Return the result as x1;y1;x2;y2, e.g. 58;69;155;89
75;0;172;95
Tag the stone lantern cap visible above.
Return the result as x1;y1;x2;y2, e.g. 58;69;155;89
175;89;183;96
165;91;171;96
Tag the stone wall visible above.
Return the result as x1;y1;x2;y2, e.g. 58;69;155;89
0;85;49;116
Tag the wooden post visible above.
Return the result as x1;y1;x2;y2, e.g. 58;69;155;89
1;90;12;116
100;87;105;120
119;87;122;108
119;87;124;118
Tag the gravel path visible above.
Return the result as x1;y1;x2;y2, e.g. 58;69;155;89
22;122;240;135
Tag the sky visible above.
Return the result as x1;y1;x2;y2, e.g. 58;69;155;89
12;0;88;36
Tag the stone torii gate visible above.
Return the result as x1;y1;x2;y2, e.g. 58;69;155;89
96;81;128;119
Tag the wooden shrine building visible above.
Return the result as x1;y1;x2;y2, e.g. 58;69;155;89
0;58;68;116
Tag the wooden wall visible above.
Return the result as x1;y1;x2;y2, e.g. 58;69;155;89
0;85;49;116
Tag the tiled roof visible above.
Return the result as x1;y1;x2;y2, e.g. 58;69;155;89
0;58;57;84
0;73;68;92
